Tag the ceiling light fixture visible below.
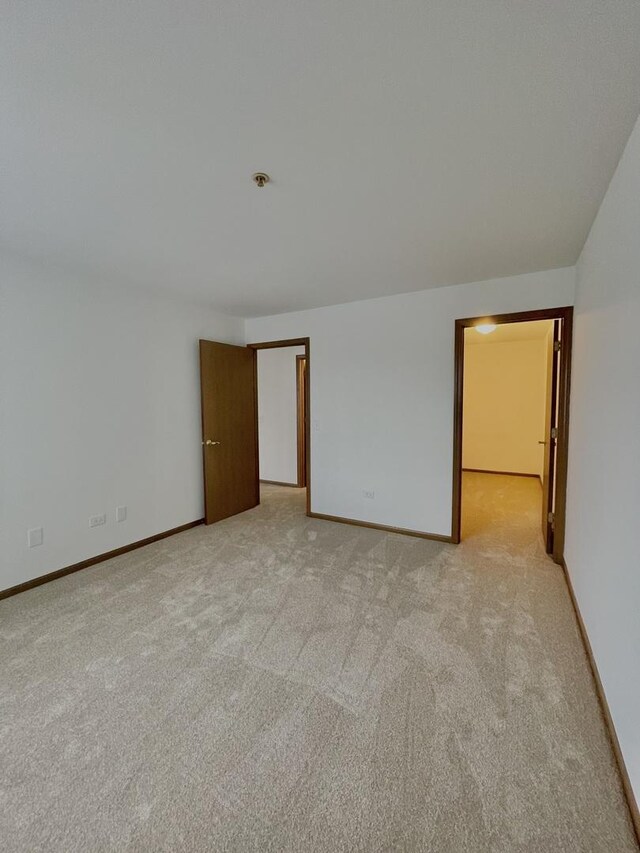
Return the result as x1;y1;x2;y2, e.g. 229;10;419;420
252;172;270;187
475;323;497;335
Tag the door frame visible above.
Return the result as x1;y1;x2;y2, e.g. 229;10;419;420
296;354;308;487
451;306;573;563
247;338;311;515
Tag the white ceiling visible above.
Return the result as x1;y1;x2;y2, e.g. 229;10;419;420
465;319;553;345
3;2;640;317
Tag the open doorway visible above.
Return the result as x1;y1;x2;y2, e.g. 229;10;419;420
452;308;573;563
248;338;311;513
198;337;310;526
254;345;307;488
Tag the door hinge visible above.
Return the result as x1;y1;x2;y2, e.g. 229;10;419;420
553;340;561;352
551;427;558;440
548;512;555;526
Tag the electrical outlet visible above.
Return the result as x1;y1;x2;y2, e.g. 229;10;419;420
89;514;106;528
27;527;44;548
116;505;127;523
363;490;375;499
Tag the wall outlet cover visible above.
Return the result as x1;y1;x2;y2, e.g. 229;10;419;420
89;514;107;528
116;505;127;523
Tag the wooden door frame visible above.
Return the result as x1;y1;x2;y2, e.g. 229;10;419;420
541;319;561;551
296;354;308;487
452;306;573;563
247;338;311;515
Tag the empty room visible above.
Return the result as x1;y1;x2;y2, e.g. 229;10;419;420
1;3;639;851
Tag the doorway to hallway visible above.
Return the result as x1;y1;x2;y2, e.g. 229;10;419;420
452;307;573;563
248;338;310;513
255;345;307;489
198;337;310;526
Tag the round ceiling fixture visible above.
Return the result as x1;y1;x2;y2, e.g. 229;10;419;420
252;172;270;187
475;323;497;335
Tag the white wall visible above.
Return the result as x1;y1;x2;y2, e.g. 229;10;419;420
463;336;548;476
565;114;640;804
0;255;244;592
258;346;305;484
246;267;574;536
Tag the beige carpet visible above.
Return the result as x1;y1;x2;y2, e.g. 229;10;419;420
0;475;636;852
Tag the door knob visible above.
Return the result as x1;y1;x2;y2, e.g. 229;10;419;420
205;440;221;446
538;440;546;445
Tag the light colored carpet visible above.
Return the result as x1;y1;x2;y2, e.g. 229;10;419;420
0;475;636;852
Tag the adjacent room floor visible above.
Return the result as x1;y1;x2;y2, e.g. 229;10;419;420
0;476;636;852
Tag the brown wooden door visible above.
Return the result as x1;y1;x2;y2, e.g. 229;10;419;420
199;340;259;524
541;320;560;552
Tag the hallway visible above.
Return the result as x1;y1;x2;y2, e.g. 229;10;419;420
0;480;635;851
461;470;547;549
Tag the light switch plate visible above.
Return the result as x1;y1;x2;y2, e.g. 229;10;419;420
27;527;44;548
116;505;127;523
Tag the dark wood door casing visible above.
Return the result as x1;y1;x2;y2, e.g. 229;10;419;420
247;338;311;516
541;320;561;552
452;307;573;564
296;355;308;487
